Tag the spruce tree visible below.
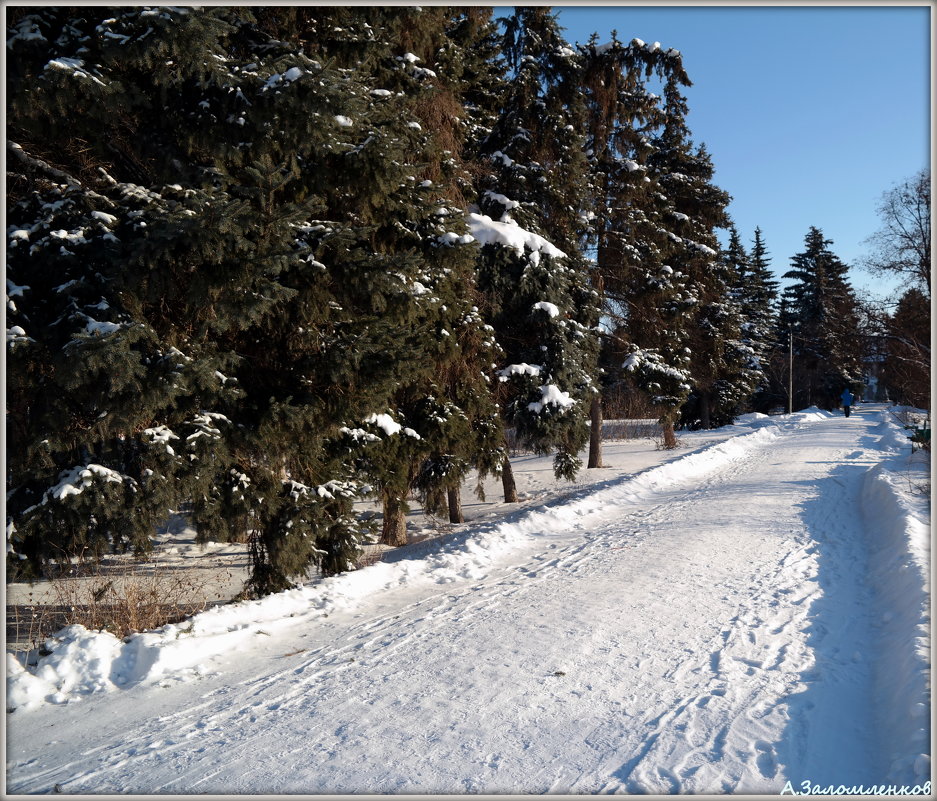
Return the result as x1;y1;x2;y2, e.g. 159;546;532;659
780;227;864;410
644;74;746;431
473;7;600;494
6;6;501;591
882;288;930;407
743;228;780;351
581;38;696;447
679;221;764;429
290;6;506;544
731;226;780;413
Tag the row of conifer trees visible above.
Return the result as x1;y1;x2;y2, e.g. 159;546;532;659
6;7;864;594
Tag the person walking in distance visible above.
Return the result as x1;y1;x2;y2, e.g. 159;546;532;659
840;387;854;417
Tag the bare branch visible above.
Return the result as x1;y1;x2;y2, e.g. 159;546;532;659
860;169;931;296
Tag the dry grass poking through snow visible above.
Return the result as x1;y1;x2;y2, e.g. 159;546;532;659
7;564;217;650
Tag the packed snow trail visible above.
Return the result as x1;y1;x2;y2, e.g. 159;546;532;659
6;407;928;793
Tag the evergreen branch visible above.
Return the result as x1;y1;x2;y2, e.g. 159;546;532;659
8;142;82;187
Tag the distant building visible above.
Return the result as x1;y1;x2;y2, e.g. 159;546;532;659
861;333;890;402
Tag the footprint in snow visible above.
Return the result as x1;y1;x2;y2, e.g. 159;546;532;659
754;740;778;779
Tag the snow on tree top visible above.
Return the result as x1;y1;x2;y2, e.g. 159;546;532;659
364;413;421;439
91;211;118;226
436;232;474;247
144;425;179;455
7;326;30;348
334;116;353;127
47;464;125;503
7;280;28;297
140;6;190;18
285;479;355;502
532;302;560;318
483;191;520;221
688;241;718;257
465;213;566;260
339;427;381;444
527;384;576;414
44;58;106;86
263;67;303;91
498;363;542;380
50;228;88;245
7;17;46;45
81;318;122;337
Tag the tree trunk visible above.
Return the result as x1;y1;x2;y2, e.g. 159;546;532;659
447;486;464;524
588;394;604;468
699;392;711;429
662;419;678;449
501;453;519;503
380;490;408;546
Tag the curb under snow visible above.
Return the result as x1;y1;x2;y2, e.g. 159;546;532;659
7;410;832;712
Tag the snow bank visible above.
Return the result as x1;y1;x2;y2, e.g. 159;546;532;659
859;413;931;784
785;406;834;424
2;410;874;713
733;411;769;425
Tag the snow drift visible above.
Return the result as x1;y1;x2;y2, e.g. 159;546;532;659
859;414;931;784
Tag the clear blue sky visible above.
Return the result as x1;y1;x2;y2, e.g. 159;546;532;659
554;4;931;301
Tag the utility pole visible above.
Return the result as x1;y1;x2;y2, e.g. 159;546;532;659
788;328;793;415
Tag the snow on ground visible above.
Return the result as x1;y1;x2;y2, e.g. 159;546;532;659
5;405;931;794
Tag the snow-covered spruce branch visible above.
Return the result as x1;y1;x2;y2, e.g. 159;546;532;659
8;142;82;187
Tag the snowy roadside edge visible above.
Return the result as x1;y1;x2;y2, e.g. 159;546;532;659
859;413;931;783
6;410;824;713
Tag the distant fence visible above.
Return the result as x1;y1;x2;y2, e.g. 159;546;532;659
504;418;659;454
602;418;660;440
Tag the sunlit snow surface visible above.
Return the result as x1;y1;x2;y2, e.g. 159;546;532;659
5;405;930;794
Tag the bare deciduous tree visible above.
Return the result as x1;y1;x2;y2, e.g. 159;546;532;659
861;169;931;297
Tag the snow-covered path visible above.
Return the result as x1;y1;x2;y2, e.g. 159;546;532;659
6;406;930;794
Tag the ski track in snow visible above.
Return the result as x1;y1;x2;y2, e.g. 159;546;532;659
6;406;928;794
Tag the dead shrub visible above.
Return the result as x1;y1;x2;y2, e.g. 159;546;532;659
7;564;214;650
353;545;388;569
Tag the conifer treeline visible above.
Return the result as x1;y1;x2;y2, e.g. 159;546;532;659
5;7;863;594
